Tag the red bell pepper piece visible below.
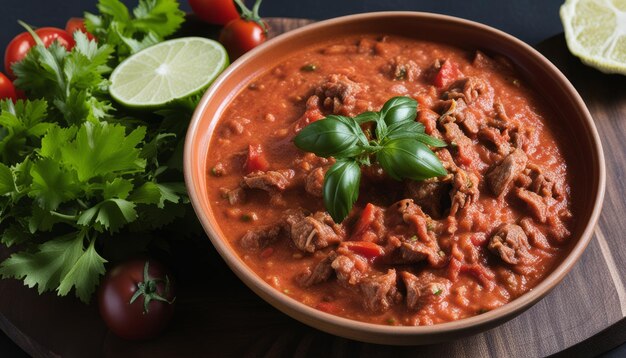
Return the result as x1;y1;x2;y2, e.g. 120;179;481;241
341;241;385;260
245;144;270;173
433;60;461;89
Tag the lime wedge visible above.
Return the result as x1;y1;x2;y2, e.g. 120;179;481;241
110;37;229;108
560;0;626;75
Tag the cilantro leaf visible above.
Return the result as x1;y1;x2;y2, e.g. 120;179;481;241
60;122;146;181
132;0;185;37
0;233;85;295
0;225;30;247
0;163;14;195
28;158;80;211
57;238;107;303
103;178;134;200
0;99;50;164
78;199;138;233
129;181;182;208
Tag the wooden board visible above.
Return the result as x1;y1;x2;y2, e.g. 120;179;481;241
1;17;625;358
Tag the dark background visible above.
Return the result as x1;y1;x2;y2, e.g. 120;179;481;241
0;0;624;357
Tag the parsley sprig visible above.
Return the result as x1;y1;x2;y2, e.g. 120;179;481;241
294;97;447;222
0;0;193;303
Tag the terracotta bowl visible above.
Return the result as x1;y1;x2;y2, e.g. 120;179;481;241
184;12;605;344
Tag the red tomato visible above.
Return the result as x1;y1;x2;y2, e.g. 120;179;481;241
245;144;270;173
4;27;75;79
351;203;379;241
98;258;176;340
219;18;267;59
433;60;462;89
0;72;17;102
65;17;95;41
189;0;240;25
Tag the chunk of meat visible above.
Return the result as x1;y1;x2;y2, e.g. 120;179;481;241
486;149;528;197
515;188;547;223
488;224;531;264
240;225;282;251
449;169;479;216
441;122;476;166
297;251;338;287
295;95;326;132
359;269;400;312
315;74;366;116
384;56;421;81
444;77;493;109
225;187;246;205
304;166;326;197
478;126;511;155
332;253;367;285
401;271;451;311
241;169;296;192
519;217;550;250
391;199;435;244
286;211;344;253
404;178;452;219
385;236;445;267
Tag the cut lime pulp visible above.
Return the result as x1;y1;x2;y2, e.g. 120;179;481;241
109;37;229;108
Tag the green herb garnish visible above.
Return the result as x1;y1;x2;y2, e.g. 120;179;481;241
294;96;447;222
433;288;443;296
301;64;317;72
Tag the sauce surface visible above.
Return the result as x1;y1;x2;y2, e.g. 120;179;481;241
206;34;573;326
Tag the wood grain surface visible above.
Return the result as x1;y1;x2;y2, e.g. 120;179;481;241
1;17;625;358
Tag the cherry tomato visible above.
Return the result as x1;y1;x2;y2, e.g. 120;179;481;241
65;17;95;41
98;258;176;340
0;72;17;102
4;27;75;79
219;19;266;59
189;0;240;25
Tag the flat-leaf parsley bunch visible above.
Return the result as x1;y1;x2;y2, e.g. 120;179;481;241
294;97;447;222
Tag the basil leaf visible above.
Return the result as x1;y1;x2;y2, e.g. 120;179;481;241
386;121;425;140
354;111;379;124
380;96;418;125
375;116;388;141
376;138;447;181
294;116;366;158
323;159;361;223
414;133;447;147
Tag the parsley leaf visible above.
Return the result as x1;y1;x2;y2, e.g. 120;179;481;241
61;122;146;182
57;238;107;302
28;158;80;211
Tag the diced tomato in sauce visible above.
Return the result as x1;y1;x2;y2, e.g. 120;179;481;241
245;144;270;173
433;60;462;89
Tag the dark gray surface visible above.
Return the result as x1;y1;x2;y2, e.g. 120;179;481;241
0;0;565;72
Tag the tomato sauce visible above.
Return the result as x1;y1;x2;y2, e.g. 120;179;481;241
206;35;573;326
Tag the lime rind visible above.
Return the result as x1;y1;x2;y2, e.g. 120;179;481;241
560;0;626;75
110;37;229;108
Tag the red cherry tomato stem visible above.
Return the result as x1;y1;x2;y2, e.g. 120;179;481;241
233;0;267;33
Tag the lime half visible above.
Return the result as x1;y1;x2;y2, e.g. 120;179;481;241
110;37;229;108
560;0;626;75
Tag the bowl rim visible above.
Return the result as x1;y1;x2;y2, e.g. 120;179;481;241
184;11;606;339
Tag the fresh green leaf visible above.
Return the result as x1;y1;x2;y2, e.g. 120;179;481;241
0;163;14;195
0;225;30;247
103;178;134;200
28;158;80;210
323;159;361;223
132;0;185;37
78;199;138;233
0;233;85;294
61;122;146;181
57;238;107;303
377;138;447;181
380;96;418;125
28;205;62;233
353;111;379;124
129;181;182;208
294;115;368;158
413;133;447;147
